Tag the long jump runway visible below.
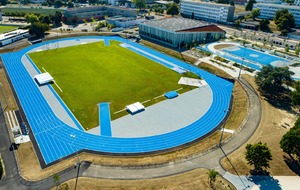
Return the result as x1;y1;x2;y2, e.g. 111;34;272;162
1;36;233;165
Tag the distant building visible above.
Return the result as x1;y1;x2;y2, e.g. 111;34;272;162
0;29;29;47
234;0;247;5
253;3;300;28
139;17;225;48
255;0;281;3
63;6;137;22
295;0;300;6
180;0;235;23
106;16;145;28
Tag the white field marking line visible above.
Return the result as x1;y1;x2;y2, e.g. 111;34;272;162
9;111;16;128
141;99;151;104
221;128;235;134
12;111;20;127
54;81;63;92
153;94;165;100
113;108;126;114
6;111;12;129
175;87;183;92
42;67;47;72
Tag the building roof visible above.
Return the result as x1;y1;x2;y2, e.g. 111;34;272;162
142;17;224;33
255;3;300;9
181;0;233;7
0;29;28;41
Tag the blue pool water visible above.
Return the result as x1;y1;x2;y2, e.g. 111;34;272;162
222;46;290;66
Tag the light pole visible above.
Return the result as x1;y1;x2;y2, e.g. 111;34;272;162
70;134;81;190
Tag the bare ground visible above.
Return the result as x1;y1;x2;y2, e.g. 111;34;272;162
214;44;236;50
51;169;236;190
221;75;298;176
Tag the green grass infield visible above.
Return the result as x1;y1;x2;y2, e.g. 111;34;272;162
0;25;19;33
29;41;188;130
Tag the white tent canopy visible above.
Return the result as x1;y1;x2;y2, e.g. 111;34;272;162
126;102;145;114
34;72;53;85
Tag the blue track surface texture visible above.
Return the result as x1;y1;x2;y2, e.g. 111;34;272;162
99;103;112;136
2;36;233;164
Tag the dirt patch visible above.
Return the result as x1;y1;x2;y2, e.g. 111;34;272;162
214;44;236;50
51;169;236;190
221;75;298;176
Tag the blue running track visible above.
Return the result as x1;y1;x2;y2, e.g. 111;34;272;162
2;36;233;165
99;103;112;136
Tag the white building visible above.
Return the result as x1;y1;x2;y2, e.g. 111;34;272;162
295;0;300;6
139;17;225;48
0;29;29;47
106;16;145;28
255;0;281;3
180;0;235;23
254;3;300;28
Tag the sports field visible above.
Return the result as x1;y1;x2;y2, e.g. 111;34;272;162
29;41;185;129
0;25;18;33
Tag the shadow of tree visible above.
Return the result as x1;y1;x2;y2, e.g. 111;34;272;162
284;155;300;176
262;89;294;113
248;175;282;190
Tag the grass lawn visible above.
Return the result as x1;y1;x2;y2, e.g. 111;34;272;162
2;7;61;16
29;41;185;129
0;25;18;33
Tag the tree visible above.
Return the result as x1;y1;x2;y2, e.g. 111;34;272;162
274;9;295;35
54;0;63;7
245;0;256;11
259;19;270;30
53;11;62;25
89;0;98;4
280;118;300;159
208;169;218;189
29;22;49;38
39;15;52;25
292;81;300;106
255;65;294;95
174;0;179;4
229;0;234;5
251;8;260;20
295;47;300;55
245;142;272;173
67;0;74;8
234;19;240;28
285;44;290;52
0;0;7;5
133;0;146;10
166;3;179;16
25;13;39;24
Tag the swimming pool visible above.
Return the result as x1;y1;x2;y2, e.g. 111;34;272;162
199;43;292;70
222;46;290;67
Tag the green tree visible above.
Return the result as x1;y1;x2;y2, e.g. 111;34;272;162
229;0;234;5
174;0;179;3
292;81;300;106
259;19;270;30
119;0;127;5
54;0;63;7
245;0;256;11
255;65;294;94
251;8;260;20
234;19;240;28
245;142;272;172
274;9;295;35
67;0;74;8
39;15;52;25
280;118;300;159
166;3;179;16
0;0;7;5
133;0;146;10
295;47;300;55
53;11;62;25
285;44;290;52
29;22;49;38
208;169;218;189
25;13;39;24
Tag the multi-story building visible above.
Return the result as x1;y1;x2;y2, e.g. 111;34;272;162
253;3;300;28
255;0;281;3
180;0;235;23
139;17;225;48
63;6;137;22
295;0;300;6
